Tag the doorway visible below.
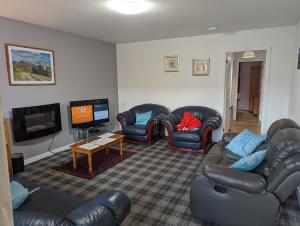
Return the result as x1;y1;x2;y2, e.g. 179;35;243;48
224;50;266;134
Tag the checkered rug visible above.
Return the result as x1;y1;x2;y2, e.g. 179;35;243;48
17;140;300;226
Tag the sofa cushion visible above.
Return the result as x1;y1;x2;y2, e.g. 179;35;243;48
11;181;29;210
124;125;147;136
135;111;152;126
18;188;87;217
231;150;268;171
172;131;200;143
177;112;202;131
225;129;266;157
223;150;240;160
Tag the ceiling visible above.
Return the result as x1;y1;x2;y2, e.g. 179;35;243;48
1;0;300;43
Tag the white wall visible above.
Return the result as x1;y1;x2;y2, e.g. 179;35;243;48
117;26;296;140
289;20;300;123
0;17;118;159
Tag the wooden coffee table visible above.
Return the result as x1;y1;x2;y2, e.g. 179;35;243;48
70;134;124;174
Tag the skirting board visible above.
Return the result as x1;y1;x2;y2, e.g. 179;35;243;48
23;127;121;165
24;143;73;165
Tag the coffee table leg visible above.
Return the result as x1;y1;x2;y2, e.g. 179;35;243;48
88;153;93;174
72;151;77;170
120;138;123;159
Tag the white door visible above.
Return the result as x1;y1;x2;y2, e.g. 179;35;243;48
224;55;234;132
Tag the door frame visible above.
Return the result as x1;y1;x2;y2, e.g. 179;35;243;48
223;47;271;134
0;97;14;226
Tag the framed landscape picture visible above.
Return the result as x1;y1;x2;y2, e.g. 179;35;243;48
5;44;55;86
193;58;210;76
164;55;179;72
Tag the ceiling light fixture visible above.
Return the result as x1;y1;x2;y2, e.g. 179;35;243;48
106;0;152;15
207;26;217;31
242;51;256;59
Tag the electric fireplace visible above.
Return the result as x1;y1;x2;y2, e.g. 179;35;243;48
12;103;62;142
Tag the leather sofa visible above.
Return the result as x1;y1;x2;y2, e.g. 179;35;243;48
117;104;169;145
190;119;300;226
161;106;222;153
13;177;131;226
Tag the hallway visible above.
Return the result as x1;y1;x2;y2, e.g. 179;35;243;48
230;111;261;134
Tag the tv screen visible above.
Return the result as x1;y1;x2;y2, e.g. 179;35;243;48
70;99;109;128
12;103;62;142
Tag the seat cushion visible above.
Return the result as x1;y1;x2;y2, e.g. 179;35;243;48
172;130;200;143
124;125;147;136
18;188;87;217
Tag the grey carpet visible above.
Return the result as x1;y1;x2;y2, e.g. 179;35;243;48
17;140;300;226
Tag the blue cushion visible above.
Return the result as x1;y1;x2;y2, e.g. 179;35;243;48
231;150;268;171
225;129;266;157
135;111;152;126
11;181;29;210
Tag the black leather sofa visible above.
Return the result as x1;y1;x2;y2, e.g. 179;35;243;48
190;119;300;226
117;104;169;145
161;106;222;153
13;177;131;226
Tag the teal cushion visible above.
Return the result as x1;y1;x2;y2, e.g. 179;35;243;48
10;181;29;210
231;150;268;171
135;111;152;126
225;129;266;157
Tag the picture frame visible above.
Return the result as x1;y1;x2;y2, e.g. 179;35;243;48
164;55;179;72
297;48;300;70
193;58;210;76
5;44;56;86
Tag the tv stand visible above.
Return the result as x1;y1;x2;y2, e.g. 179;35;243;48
72;123;113;142
88;128;100;134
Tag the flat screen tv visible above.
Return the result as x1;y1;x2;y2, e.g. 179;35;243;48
12;103;62;142
70;98;109;128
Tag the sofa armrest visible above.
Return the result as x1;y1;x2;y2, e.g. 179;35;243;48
202;116;222;130
222;133;238;145
146;113;166;128
161;115;178;133
203;164;266;194
67;204;114;226
90;191;131;225
13;211;70;226
117;111;135;129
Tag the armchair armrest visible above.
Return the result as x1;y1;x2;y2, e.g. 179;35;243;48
67;191;130;226
222;133;238;145
90;191;131;225
116;111;135;129
202;116;222;131
161;114;179;133
146;113;166;127
67;203;114;226
203;164;266;194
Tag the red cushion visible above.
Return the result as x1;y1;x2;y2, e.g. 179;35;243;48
177;112;202;131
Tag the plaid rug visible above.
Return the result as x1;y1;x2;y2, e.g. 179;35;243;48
17;140;300;226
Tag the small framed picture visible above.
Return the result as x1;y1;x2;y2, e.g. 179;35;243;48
164;55;179;72
193;58;210;76
5;44;56;86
